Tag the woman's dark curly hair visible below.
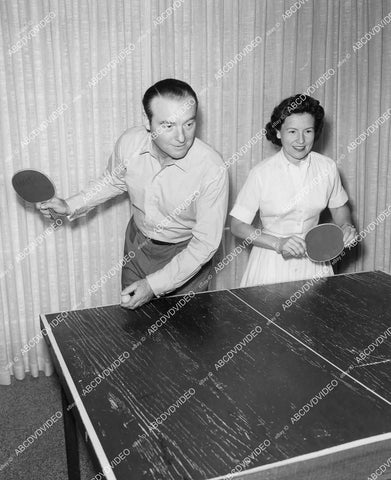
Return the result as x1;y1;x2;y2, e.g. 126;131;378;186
265;94;325;147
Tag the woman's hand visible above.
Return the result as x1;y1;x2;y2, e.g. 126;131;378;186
341;223;357;247
329;205;357;247
278;235;307;259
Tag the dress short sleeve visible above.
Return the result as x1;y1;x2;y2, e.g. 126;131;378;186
328;161;349;208
230;168;261;224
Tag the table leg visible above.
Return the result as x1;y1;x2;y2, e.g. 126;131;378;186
61;387;81;480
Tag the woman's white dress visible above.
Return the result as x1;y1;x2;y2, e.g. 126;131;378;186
230;149;348;287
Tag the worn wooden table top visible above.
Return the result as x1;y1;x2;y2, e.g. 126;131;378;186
41;271;391;480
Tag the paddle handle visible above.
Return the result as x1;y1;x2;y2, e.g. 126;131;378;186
281;251;308;260
48;208;63;222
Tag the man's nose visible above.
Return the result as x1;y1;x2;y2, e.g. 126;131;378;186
176;127;185;143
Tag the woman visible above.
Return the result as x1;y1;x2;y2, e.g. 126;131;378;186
230;94;356;286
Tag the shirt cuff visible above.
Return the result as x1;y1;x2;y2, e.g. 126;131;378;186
229;204;256;224
146;272;170;297
65;194;91;221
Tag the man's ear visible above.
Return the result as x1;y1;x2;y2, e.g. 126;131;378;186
142;110;151;131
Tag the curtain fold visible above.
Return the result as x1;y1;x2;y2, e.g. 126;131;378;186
0;0;390;383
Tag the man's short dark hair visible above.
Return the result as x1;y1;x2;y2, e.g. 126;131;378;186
142;78;198;122
265;94;325;147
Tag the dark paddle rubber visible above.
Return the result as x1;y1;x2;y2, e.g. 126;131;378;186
305;223;344;262
12;169;55;203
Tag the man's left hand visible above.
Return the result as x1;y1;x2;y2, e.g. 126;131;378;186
121;279;154;310
341;223;357;247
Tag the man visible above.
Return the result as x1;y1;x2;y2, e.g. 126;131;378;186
37;79;228;309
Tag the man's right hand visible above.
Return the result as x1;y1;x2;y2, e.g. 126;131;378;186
36;197;71;219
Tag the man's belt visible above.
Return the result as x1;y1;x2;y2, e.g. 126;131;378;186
148;237;176;246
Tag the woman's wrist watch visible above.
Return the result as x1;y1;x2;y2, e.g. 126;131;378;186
341;223;355;229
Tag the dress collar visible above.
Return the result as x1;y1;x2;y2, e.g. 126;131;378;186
279;148;312;168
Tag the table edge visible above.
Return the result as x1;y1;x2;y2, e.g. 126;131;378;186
40;313;117;480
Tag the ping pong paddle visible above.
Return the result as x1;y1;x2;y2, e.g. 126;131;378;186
305;223;344;262
12;169;61;220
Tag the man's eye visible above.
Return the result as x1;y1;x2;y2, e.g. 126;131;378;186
186;122;194;128
164;124;173;129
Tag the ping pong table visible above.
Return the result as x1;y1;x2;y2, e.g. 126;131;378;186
41;270;391;480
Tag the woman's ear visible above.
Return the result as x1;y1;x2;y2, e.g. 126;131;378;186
276;129;281;139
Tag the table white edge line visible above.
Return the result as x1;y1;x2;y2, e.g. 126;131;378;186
193;270;391;297
40;313;117;480
228;290;391;407
331;268;381;277
208;432;391;480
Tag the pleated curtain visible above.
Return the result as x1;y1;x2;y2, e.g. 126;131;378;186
0;0;390;384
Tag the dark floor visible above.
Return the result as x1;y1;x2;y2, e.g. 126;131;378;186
0;372;96;480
